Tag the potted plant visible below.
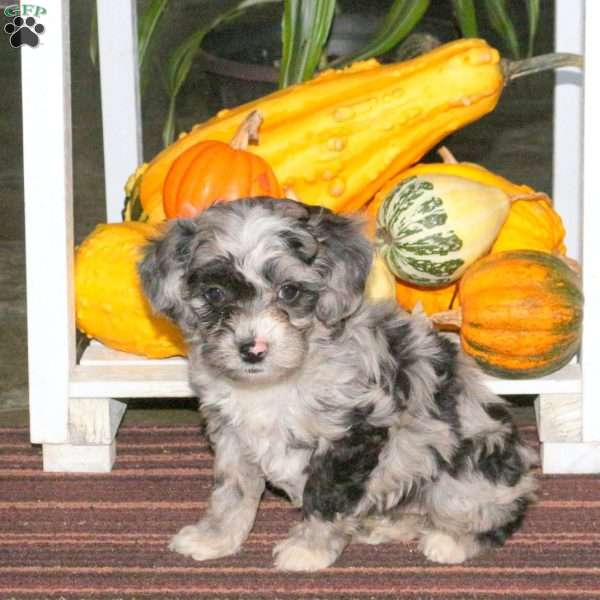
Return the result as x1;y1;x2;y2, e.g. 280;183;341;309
93;0;543;146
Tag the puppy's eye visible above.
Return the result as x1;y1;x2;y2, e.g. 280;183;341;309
204;286;226;305
278;283;301;303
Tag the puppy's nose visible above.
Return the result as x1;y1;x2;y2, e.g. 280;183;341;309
239;338;268;363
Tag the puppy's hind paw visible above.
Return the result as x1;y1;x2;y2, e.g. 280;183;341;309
169;523;241;561
273;536;337;572
419;530;479;564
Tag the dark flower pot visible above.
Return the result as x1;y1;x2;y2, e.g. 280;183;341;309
197;1;458;112
199;10;381;109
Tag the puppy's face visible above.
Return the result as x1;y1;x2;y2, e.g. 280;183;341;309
180;218;321;383
139;198;372;384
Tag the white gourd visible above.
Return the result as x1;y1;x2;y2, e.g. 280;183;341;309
375;174;511;287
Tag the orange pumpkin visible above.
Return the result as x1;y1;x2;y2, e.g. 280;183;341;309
163;111;283;219
431;250;583;378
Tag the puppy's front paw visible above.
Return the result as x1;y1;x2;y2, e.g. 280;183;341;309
169;523;241;561
273;536;337;572
419;530;473;564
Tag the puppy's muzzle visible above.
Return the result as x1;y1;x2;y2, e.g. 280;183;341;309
239;338;269;364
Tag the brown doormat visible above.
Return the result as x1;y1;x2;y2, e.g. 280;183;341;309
1;422;600;600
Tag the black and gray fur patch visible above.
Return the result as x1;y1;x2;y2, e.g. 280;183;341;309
261;257;320;318
430;335;462;436
379;318;413;409
305;207;373;325
303;412;389;521
138;219;200;323
478;404;525;487
477;497;530;547
477;438;525;487
278;230;318;264
439;404;526;487
186;257;255;304
285;287;320;319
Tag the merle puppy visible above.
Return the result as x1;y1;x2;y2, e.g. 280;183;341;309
139;197;536;571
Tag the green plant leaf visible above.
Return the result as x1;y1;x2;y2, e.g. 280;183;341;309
484;0;520;59
451;0;478;38
279;0;336;87
165;28;211;99
138;0;169;94
162;96;178;149
161;25;215;146
333;0;430;67
138;0;169;70
89;2;98;69
525;0;540;57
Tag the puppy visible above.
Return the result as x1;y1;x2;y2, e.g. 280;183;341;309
139;197;537;571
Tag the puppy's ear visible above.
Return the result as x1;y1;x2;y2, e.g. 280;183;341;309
306;207;373;326
266;199;317;263
138;219;199;326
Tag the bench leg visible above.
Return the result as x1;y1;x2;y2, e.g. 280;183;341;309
540;442;600;474
535;393;600;474
42;398;126;473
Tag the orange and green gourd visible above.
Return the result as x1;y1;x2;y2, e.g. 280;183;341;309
431;250;583;378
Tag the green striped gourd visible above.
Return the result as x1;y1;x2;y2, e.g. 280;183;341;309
374;173;519;287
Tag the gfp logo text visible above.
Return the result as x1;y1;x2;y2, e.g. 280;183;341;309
4;4;47;18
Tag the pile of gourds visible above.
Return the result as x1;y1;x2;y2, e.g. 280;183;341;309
75;38;583;379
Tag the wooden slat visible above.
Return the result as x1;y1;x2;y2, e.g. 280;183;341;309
553;0;584;262
22;0;74;444
581;0;600;443
43;443;117;473
96;0;142;222
70;363;193;398
80;341;186;366
541;442;600;474
75;343;582;399
482;364;581;396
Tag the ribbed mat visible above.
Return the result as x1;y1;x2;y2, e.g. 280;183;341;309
2;422;600;599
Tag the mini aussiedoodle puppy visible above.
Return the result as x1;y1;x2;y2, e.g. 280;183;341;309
139;197;537;571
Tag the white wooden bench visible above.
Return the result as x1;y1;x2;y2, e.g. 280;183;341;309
22;0;600;473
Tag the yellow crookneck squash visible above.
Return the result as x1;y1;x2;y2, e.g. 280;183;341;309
75;222;186;358
125;39;579;223
365;151;567;314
